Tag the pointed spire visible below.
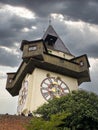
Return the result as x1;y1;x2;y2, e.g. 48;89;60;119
42;25;72;55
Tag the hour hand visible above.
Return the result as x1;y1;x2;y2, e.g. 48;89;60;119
48;87;56;92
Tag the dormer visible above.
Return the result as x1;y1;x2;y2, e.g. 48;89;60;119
20;39;45;62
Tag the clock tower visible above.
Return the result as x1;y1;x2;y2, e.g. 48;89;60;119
6;25;90;115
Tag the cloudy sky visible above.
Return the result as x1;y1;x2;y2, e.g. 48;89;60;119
0;0;98;114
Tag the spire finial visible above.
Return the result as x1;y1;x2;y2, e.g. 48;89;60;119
49;16;52;25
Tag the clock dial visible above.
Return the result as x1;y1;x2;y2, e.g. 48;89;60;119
17;80;28;114
40;77;70;101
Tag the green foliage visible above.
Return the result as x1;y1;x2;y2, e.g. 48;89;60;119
27;90;98;130
26;112;70;130
26;117;45;130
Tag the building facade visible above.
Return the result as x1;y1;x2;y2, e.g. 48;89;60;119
6;25;90;115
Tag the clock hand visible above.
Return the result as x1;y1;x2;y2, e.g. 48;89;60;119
48;77;54;84
48;87;56;92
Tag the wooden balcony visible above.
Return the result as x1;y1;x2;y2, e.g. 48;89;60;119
6;52;90;96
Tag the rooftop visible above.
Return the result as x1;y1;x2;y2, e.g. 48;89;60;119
0;114;32;130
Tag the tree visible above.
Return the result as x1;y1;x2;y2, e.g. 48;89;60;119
27;90;98;130
26;112;70;130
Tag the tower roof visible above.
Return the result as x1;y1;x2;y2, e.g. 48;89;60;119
43;25;72;55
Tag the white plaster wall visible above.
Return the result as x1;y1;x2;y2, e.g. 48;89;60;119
21;68;78;114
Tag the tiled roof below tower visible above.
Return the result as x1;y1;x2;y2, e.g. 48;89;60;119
0;114;32;130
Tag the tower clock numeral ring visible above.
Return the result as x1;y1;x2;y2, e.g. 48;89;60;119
40;77;70;101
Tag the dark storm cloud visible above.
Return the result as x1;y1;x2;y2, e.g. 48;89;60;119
52;20;98;58
0;12;37;47
0;8;47;67
75;43;98;58
0;0;98;67
62;0;98;24
0;47;21;67
0;0;98;24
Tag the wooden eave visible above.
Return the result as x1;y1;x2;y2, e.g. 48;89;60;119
70;54;90;67
7;72;16;75
20;39;43;51
6;53;90;96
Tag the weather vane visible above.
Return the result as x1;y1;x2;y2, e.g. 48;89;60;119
49;16;52;25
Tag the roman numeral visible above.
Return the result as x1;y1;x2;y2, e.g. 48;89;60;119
43;92;49;98
41;87;48;91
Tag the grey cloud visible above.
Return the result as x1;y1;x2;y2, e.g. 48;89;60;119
0;1;97;70
0;96;18;114
64;0;98;24
80;59;98;94
0;72;6;79
0;12;38;47
0;0;98;25
54;22;98;58
0;14;47;67
76;44;98;58
0;47;21;67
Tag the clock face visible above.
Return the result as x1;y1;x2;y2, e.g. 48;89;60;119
40;77;70;101
17;80;28;114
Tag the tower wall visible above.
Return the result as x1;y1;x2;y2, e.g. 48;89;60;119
19;68;78;115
